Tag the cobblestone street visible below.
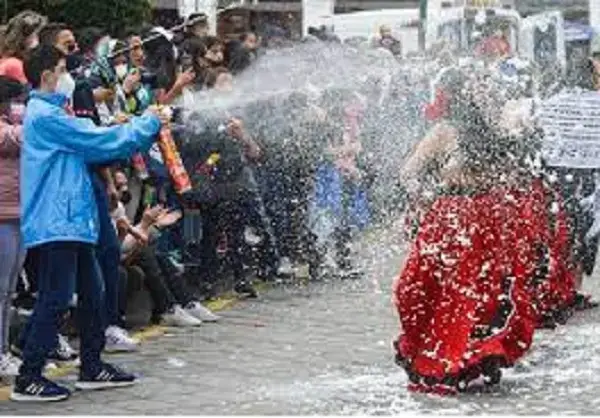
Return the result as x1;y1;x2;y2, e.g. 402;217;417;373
2;230;600;414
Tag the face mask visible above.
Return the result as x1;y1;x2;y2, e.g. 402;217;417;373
66;53;84;72
56;72;76;99
8;103;25;125
119;189;132;205
114;64;128;80
26;35;39;50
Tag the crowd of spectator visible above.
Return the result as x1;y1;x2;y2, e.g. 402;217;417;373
3;1;597;404
0;8;412;402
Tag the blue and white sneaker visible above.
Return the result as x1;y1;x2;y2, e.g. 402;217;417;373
48;334;80;366
10;375;71;402
74;362;137;390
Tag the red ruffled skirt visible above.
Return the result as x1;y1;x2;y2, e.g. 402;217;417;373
393;189;539;394
520;180;576;326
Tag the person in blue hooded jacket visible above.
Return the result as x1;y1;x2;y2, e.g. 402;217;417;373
11;45;165;403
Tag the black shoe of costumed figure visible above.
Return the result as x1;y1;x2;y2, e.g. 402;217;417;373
74;362;137;391
539;314;558;330
554;308;573;325
482;359;502;387
574;293;599;311
10;375;71;402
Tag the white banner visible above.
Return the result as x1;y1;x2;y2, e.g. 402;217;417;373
539;91;600;168
302;0;334;37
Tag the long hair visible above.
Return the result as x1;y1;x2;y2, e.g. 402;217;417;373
449;72;536;187
180;36;207;75
1;11;47;60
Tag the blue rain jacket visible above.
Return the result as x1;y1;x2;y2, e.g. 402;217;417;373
20;90;161;248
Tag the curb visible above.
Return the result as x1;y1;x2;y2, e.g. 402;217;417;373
0;285;267;402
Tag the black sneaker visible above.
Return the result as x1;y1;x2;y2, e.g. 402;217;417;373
74;362;137;391
10;375;70;402
234;281;258;298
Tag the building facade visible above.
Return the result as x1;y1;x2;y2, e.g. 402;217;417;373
152;0;589;16
150;0;591;37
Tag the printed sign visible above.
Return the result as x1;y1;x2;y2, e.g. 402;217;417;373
539;91;600;168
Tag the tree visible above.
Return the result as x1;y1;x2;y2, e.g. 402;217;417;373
2;0;152;36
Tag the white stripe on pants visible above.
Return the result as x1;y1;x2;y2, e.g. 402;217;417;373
0;221;25;353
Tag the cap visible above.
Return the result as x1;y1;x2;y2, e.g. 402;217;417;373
186;13;208;27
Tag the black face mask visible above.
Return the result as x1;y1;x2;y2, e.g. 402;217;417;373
66;53;84;72
120;190;132;205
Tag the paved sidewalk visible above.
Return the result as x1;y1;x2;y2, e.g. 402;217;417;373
2;229;600;414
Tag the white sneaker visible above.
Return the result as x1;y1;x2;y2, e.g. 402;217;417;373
161;305;202;327
104;326;139;353
0;353;21;377
16;308;32;318
184;301;220;322
277;257;295;276
244;226;263;246
51;334;79;366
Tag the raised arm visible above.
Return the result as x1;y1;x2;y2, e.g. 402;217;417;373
34;107;162;164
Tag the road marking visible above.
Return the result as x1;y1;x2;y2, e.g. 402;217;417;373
206;297;238;312
0;385;9;401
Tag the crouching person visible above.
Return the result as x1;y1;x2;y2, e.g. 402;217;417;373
11;45;166;402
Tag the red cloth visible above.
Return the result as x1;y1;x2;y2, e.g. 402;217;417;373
393;188;538;390
474;36;511;58
524;180;576;323
423;88;450;122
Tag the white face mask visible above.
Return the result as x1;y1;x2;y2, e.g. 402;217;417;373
56;72;76;99
114;64;128;80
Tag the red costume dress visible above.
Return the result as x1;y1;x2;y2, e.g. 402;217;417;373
393;187;539;394
522;180;576;326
